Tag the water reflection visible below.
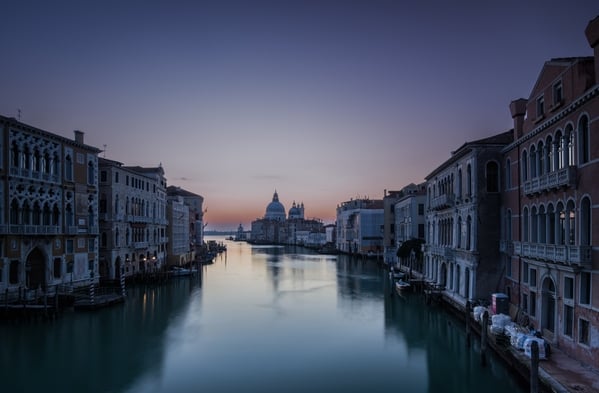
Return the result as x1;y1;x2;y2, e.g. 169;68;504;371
1;239;525;393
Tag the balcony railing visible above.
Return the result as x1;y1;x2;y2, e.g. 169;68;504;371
523;166;577;195
513;241;591;268
499;240;514;254
430;194;454;210
4;225;61;235
134;241;148;249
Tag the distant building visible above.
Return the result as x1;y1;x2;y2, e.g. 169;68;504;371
394;183;427;270
336;198;384;255
0;116;101;296
250;191;325;245
167;186;205;257
382;190;404;264
166;195;191;266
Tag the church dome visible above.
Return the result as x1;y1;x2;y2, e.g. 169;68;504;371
265;191;286;221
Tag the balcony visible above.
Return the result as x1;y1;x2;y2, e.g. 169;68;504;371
427;244;454;261
134;241;148;249
6;225;61;235
430;194;454;210
499;240;514;254
523;166;577;196
513;241;591;268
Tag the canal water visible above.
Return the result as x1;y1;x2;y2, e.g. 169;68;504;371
1;238;526;393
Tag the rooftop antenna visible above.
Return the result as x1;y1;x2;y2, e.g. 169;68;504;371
103;144;107;158
17;109;21;121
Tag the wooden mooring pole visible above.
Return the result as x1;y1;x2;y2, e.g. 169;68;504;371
530;341;539;393
480;311;488;367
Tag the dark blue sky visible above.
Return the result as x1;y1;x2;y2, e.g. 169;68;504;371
2;1;598;229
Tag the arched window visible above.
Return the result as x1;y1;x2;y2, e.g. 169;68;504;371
545;135;554;172
457;216;462;248
531;206;538;243
530;145;537;178
523;207;529;242
555;130;564;169
11;142;19;167
115;228;120;247
466;216;472;250
565;124;575;167
23;146;31;170
10;199;19;225
522;150;528;181
115;194;119;215
53;153;60;176
43;203;51;226
65;154;73;181
557;202;565;245
566;200;576;245
580;197;591;246
65;203;73;227
578;115;590;164
538;205;546;243
44;152;51;174
538;141;545;176
547;203;555;245
22;201;31;225
88;205;94;229
32;202;41;225
505;159;511;190
466;164;472;197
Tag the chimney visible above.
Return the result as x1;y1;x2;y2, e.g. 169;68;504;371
509;98;527;139
585;15;599;84
74;130;84;144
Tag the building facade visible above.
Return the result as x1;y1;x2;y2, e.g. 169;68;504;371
0;116;101;297
424;131;513;308
166;194;191;266
98;158;168;279
335;198;383;255
166;186;204;258
500;16;599;366
394;183;427;271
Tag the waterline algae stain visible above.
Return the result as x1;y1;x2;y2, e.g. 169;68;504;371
1;238;525;393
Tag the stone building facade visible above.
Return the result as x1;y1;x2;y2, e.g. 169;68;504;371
424;131;513;308
500;16;599;366
0;116;101;296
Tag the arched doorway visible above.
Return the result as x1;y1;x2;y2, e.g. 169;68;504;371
542;277;556;336
26;248;46;291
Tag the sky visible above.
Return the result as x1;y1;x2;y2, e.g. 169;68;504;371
1;1;599;231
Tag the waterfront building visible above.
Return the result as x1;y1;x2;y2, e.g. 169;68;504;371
382;189;404;264
166;195;191;266
250;191;325;245
394;182;427;272
98;158;168;279
335;198;384;255
0;116;101;296
499;16;599;366
424;130;513;308
166;186;204;258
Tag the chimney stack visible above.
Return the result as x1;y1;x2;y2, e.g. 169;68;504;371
585;15;599;85
509;98;527;139
74;130;84;144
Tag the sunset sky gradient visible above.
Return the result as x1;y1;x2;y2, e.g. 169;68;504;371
2;1;598;230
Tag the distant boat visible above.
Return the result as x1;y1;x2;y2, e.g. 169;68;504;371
389;266;405;281
395;280;411;294
169;266;197;277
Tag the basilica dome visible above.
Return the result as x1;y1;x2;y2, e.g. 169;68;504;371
265;191;286;221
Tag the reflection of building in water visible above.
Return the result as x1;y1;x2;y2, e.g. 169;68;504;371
250;191;325;246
